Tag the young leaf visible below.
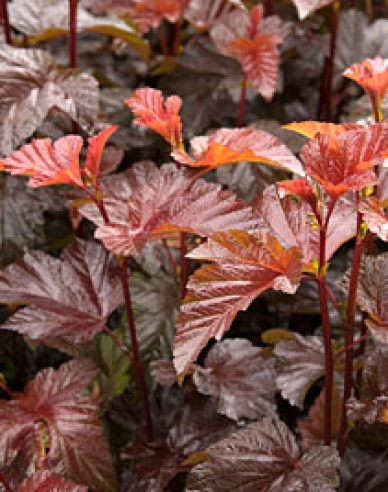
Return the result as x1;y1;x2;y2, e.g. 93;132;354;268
290;0;336;20
1;126;117;188
18;471;88;492
0;45;98;155
0;239;123;353
300;125;388;198
359;196;388;242
344;56;388;102
340;254;388;343
274;333;326;409
174;230;303;376
94;161;259;257
172;127;305;176
126;88;183;149
284;121;360;140
210;5;286;100
193;338;277;421
187;417;340;491
0;359;118;492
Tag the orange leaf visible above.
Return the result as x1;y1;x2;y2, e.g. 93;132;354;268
284;121;360;140
83;125;118;186
343;56;388;101
173;230;302;376
172;127;304;176
125;88;183;149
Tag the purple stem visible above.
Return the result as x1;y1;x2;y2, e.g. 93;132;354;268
0;0;12;45
69;0;78;68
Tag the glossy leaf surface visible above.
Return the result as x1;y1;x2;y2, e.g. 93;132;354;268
359;196;388;241
0;239;123;352
187;418;340;491
94;161;258;256
0;359;118;491
174;230;302;376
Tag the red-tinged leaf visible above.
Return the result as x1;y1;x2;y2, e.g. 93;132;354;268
173;230;303;376
290;0;336;20
193;338;277;421
277;178;317;209
186;417;340;491
83;125;118;186
184;0;245;31
299;383;342;449
344;56;388;101
210;6;286;100
274;333;326;409
93;161;258;257
1;136;84;188
0;359;118;492
359;196;388;241
126;88;183;149
172;127;305;176
0;45;98;155
18;471;88;492
300;125;388;198
284;121;360;140
0;239;123;353
340;254;388;343
347;396;388;425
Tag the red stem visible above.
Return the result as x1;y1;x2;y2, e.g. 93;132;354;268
355;314;367;399
162;238;178;272
236;76;248;127
338;208;364;455
180;232;188;299
0;0;12;45
334;331;370;363
119;258;154;441
69;0;78;68
263;0;274;16
172;18;181;56
158;23;169;56
103;326;131;356
0;471;13;492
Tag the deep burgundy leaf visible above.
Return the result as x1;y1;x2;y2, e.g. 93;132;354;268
0;239;123;353
172;127;304;176
174;230;302;376
340;254;388;343
347;396;388;425
210;6;286;100
0;45;98;155
17;470;88;492
151;359;177;387
193;338;277;421
184;0;245;31
0;359;118;491
93;161;258;256
187;417;340;491
274;333;326;409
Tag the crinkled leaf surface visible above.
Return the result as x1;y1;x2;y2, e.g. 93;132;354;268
340;254;388;343
0;359;118;492
174;230;303;376
172;127;304;176
9;0;149;59
290;0;336;20
17;471;88;492
193;338;277;421
274;333;326;409
0;174;65;266
359;197;388;242
187;417;340;491
300;125;388;198
210;6;286;100
347;396;388;425
0;45;98;155
184;0;245;30
94;161;258;256
0;239;123;353
126;88;183;148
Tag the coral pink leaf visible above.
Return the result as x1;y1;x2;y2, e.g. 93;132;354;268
94;161;258;256
343;56;388;101
173;230;302;376
125;88;183;148
0;359;118;491
83;125;118;185
18;471;88;492
359;197;388;241
0;135;84;188
184;0;245;31
284;121;360;140
277;178;317;209
300;125;388;198
0;239;123;353
210;6;285;100
172;128;304;176
290;0;336;20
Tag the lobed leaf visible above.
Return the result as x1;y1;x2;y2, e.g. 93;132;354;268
359;196;388;242
0;45;98;155
184;0;245;31
173;230;302;376
0;359;118;491
172;127;305;176
17;471;88;492
284;121;360;140
187;417;340;491
94;161;259;256
193;338;277;421
343;56;388;101
0;239;123;353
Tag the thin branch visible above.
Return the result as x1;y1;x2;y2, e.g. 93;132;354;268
236;76;248;127
69;0;78;68
0;0;12;45
0;471;13;492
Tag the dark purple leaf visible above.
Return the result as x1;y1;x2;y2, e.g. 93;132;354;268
17;470;87;492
